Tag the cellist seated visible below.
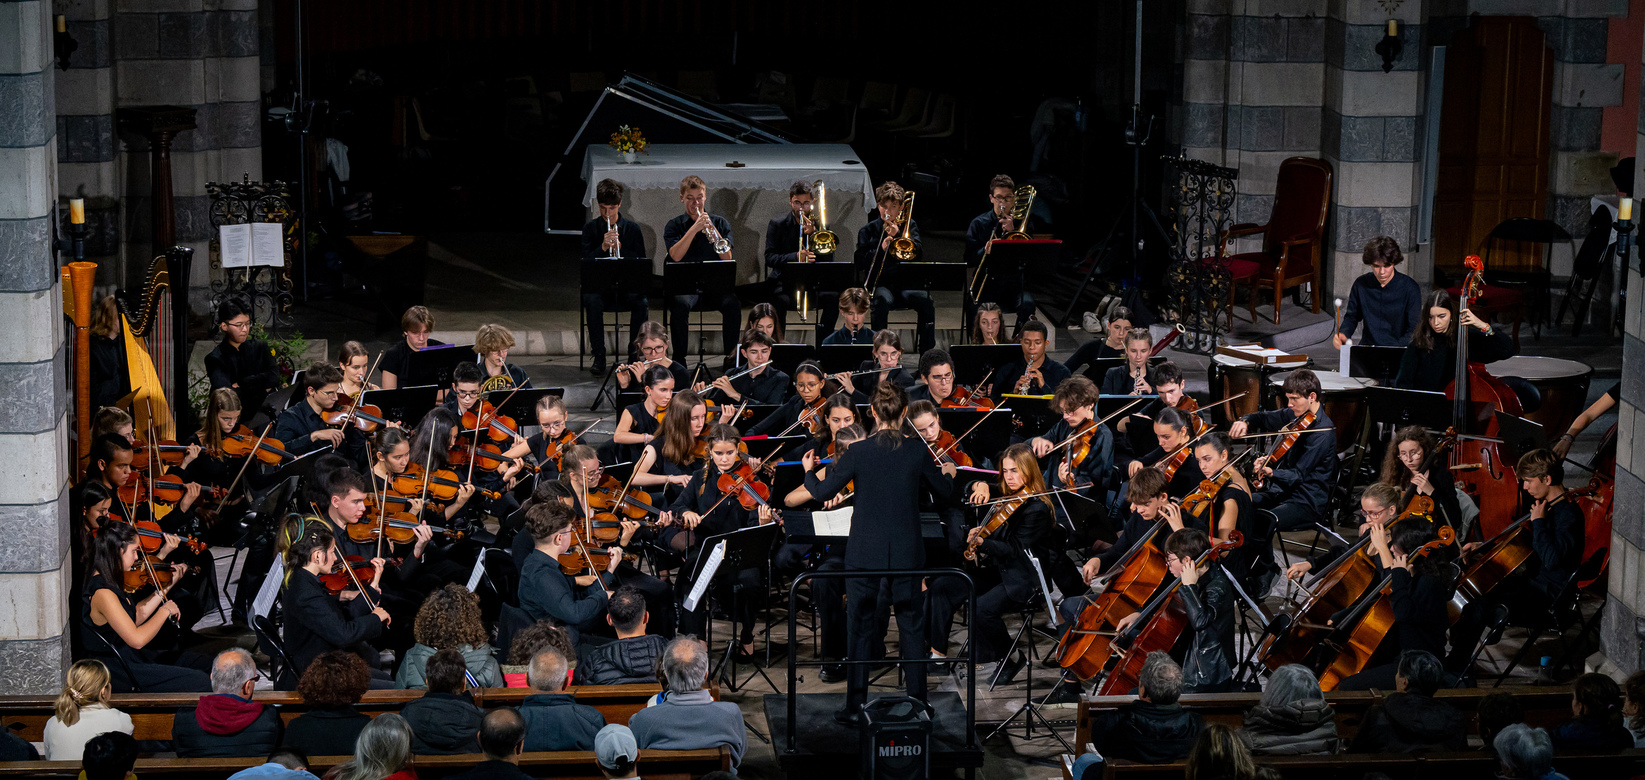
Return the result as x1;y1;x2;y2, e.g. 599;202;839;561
1228;369;1335;533
1446;449;1583;674
1111;528;1235;694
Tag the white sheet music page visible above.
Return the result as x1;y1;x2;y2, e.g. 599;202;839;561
464;553;486;593
253;558;285;619
683;540;726;612
218;223;251;268
811;506;854;536
250;222;285;267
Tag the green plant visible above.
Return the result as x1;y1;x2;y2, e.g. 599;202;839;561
187;367;212;423
253;322;309;383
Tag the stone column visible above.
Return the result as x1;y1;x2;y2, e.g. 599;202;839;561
0;0;74;693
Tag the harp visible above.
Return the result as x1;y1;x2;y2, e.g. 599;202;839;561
117;247;193;441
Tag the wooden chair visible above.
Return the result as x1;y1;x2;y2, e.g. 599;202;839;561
1219;157;1333;325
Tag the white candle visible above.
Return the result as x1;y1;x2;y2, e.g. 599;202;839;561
1387;19;1398;37
69;198;85;225
1621;198;1633;222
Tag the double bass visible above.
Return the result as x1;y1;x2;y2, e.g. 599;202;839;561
1446;254;1524;541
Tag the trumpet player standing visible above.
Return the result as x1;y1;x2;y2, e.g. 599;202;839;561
855;181;934;353
964;175;1036;338
581;179;651;376
765;180;842;343
664;175;742;362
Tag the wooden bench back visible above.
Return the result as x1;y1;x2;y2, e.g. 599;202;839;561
0;746;732;780
1072;748;1645;780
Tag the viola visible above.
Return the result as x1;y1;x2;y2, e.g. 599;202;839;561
323;398;391;432
317;555;396;596
364;490;442;516
1098;532;1243;695
1180;468;1237;521
122;557;188;593
348;511;464;545
1156;444;1193;482
392;464;500;502
130;439;216;469
107;516;206;555
586;476;664;524
557;544;635;576
716;462;773;511
1066;419;1101;470
1055;519;1172;680
221;428;291;464
941;384;996;410
1250;408;1317;491
539;428;578;470
1316;524;1455;691
1445;254;1525;541
462;401;522;443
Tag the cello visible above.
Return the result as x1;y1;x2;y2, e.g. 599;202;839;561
1097;532;1243;695
1315;523;1455;691
1258;512;1392;673
1446;254;1524;542
1054;518;1172;681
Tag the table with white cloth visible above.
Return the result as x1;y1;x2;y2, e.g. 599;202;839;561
580;144;875;285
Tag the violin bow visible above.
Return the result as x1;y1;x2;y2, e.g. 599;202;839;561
1041;397;1149;459
138;548;180;627
972;483;1090;507
213;421;275;516
1231;428;1334;440
574;466;603;577
935;403;1007;461
364;436;385;561
418;429;435;507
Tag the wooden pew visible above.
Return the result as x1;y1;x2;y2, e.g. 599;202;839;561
0;746;732;780
1071;687;1579;754
0;684;703;743
1058;748;1645;780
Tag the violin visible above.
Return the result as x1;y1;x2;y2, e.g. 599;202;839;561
930;430;974;468
586;476;664;525
965;492;1027;561
1445;254;1525;541
1180;467;1237;521
790;396;829;437
122;557;188;593
363;490;442;516
447;441;514;473
323;397;391;433
463;400;522;443
716;462;773;511
941;375;997;410
1250;408;1317;491
130;439;216;470
1316;524;1455;691
117;473;225;506
1156;444;1193;482
1055;518;1173;680
317;556;394;596
1098;532;1243;695
347;512;464;545
107;516;206;555
557;544;636;576
539;428;578;471
221;428;291;464
690;433;746;462
392;464;500;502
1066;419;1101;470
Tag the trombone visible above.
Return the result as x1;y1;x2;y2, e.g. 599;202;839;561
796;203;815;322
969;184;1035;302
866;191;915;292
811;180;837;255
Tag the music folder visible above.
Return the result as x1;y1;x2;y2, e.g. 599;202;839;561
483;387;564;423
361;385;441;427
406;343;476;389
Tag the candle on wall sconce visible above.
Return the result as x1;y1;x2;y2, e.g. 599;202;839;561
1376;19;1403;73
1388;19;1397;36
1621;198;1633;222
69;198;85;225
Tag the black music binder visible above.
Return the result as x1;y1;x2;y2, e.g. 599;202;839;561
769;343;817;375
883;262;967;292
580;257;655;295
816;344;873;374
361;385;440;426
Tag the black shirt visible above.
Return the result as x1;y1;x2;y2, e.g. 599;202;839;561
381;337;450;388
1136;444;1210;499
1064;339;1122;378
822;325;874;345
854;217;922;276
281;567;384;674
1240;407;1336;513
662;213;732;263
1528;498;1584;598
613;402;662;465
1100;364;1150;396
580;215;646;260
710;366;790;406
964;209;1005;266
1388;568;1453;657
479;359;532;391
804;433;955;569
1096;511;1171;574
976;497;1053;600
1393;328;1516;391
1041;418;1113;499
991;357;1072;402
205;339;281;414
764;211;807;281
90;335;130;411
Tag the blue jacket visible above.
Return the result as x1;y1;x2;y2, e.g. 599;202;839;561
519;693;605;752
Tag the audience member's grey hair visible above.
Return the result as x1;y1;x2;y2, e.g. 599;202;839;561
1396;649;1445;697
1260;664;1323;708
210;648;258;694
333;712;412;780
1138;651;1183;705
528;648;569;692
1493;723;1555;779
661;636;709;695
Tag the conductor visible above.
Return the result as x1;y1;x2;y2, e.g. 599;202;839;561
802;381;958;725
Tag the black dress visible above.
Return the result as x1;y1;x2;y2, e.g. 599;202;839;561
80;572;210;692
1393;328;1516;391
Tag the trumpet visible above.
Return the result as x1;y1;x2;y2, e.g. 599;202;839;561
699;211;731;255
969;184;1035;302
811;180;837;255
604;218;621;260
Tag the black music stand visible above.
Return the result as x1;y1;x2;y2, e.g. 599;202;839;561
691;522;785;695
663;260;738;376
734;403;781;433
977;239;1061;307
483;387;564;428
766;462;810;504
1365;386;1453;434
948;344;1024;387
1079;356;1169;386
779;261;856;324
1002;393;1057;439
742;434;809;462
884;261;968;294
406;344;475;390
816;344;872;374
1494;411;1548;462
768;344;816;375
579;258;655;371
936;408;1014;466
361;385;440;427
269;448;328;487
1346;346;1405;386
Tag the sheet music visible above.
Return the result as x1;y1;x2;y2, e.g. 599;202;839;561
1339;343;1352;377
253;558;285;619
1029;554;1058;628
683;540;726;612
811;506;854;537
219;223;251;268
464;552;487;593
250;222;284;267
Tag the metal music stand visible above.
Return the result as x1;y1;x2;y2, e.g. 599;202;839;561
579;257;655;371
1345;345;1405;387
815;344;872;374
779;261;856;323
768;344;816;376
947;344;1024;388
663;260;738;377
405;343;476;390
360;385;440;427
692;522;785;696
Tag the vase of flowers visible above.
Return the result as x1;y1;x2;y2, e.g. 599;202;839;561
609;125;648;163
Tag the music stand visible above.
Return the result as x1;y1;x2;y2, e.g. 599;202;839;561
884;261;968;294
937;408;1014;466
816;344;872;374
406;343;476;390
768;344;816;376
1345;345;1405;386
483;387;564;428
741;434;809;462
580;258;655;369
734;404;782;433
663;260;738;376
780;261;856;323
978;239;1061;302
1494;411;1548;462
1365;386;1453;434
1079;356;1168;386
360;385;440;427
948;344;1024;387
269;448;328;487
690;522;784;694
1003;393;1058;439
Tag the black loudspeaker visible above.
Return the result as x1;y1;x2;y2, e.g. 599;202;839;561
860;696;933;780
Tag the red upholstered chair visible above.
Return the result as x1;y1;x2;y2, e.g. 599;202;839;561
1218;157;1333;325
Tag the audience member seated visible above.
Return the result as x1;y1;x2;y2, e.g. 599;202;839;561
501;620;578;689
282;650;372;759
329;712;416;780
396;583;504;690
1073;651;1204;779
402;648;483;755
628;637;749;770
579;586;666;685
172;648;282;758
45;659;133;761
520;647;605;751
1494;723;1570;780
227;748;321;780
1550;672;1632;751
80;731;137;780
447;707;531;780
596;724;642;780
1625;671;1645;748
1348;650;1466;753
1478;692;1524;758
1185;724;1256;780
1239;663;1336;755
0;728;37;762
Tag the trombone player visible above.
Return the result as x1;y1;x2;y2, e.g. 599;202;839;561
664;174;742;363
855;181;935;353
964;174;1036;340
765;180;843;343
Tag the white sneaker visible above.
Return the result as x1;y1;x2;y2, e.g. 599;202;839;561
254;672;275;691
1082;311;1102;333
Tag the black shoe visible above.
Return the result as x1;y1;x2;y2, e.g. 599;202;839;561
590;358;606;376
992;653;1026;687
819;663;846;683
1041;681;1085;705
833;706;862;727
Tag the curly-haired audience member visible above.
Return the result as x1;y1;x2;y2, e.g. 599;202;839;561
281;650;373;759
396;583;503;689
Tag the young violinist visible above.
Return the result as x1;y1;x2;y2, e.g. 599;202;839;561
611;364;674;464
278;516;393;682
1100;327;1154;396
275;362;369;469
72;481;116;597
908;348;958;405
858;181;936;353
517;500;619;638
661;424;779;654
337;341;378;398
1063;305;1133;377
1189;433;1273;595
183;388;266;536
1228;369;1336;532
1332;236;1422;349
782;408;861;507
1447;449;1583;673
1028;376;1113;515
990;320;1070;405
1125;406;1208;498
1113;528;1236;694
559;445;675;637
442;362;525;519
1380;426;1463;531
582;178;650;376
971;302;1005;345
1394;288;1516;391
663;175;741;359
907;400;978;564
379;306;446;391
89;434;203;530
474;323;531;391
954;444;1056;686
1335;513;1456;691
633;390;710;498
765;180;835;340
832;329;917;400
316;467;433;589
614;321;691;392
81;522;210;692
964;175;1035;335
746;361;831;438
204;298;281;416
697;329;789;405
501;395;573;486
820;287;874;345
401;408;477;523
366;427;431;524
